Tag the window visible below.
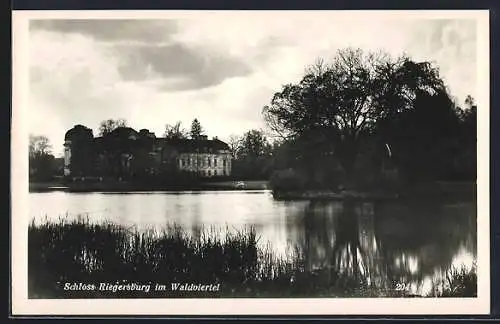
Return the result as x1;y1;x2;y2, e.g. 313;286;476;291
214;170;217;176
214;158;217;167
208;170;211;176
223;159;226;167
208;158;211;167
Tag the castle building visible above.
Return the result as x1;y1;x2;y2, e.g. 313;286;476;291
63;125;232;179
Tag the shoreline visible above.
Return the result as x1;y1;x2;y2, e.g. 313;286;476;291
29;180;269;193
29;180;476;202
272;181;476;202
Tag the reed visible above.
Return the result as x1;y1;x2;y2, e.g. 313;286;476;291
427;264;477;297
28;217;477;298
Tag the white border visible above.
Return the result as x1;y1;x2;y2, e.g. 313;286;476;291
11;10;491;316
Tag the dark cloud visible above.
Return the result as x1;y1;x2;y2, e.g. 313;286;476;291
114;43;252;91
29;19;179;43
30;19;254;90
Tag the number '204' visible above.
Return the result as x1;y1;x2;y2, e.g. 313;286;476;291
395;283;410;290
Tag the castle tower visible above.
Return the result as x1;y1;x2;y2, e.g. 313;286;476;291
63;125;94;176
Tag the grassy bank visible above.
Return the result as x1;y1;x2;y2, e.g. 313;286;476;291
28;218;476;298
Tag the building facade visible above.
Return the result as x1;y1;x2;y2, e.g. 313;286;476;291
63;125;232;179
178;152;231;177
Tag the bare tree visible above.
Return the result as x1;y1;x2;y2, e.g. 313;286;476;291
228;134;241;159
98;118;128;136
164;121;189;139
29;135;52;157
29;134;56;181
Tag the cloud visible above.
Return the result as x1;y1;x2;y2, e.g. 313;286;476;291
28;30;150;152
31;19;255;91
113;43;252;91
26;14;482;156
425;19;476;58
407;19;477;102
29;19;179;43
27;27;263;153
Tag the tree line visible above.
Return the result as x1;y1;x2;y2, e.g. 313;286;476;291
29;135;62;182
98;118;206;140
208;48;477;186
263;48;477;191
28;118;277;182
97;118;277;180
29;47;477;187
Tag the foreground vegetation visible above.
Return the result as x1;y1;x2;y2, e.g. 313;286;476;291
430;265;478;298
28;217;476;298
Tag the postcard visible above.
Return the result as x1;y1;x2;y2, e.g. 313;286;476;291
11;9;490;315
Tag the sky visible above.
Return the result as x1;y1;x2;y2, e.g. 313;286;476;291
26;12;481;157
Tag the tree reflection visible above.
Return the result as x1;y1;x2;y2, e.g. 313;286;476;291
287;199;476;295
331;200;360;276
373;201;476;293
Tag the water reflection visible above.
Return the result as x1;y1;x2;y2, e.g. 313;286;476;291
30;191;476;296
287;199;476;295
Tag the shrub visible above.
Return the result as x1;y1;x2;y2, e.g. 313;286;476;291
269;168;307;192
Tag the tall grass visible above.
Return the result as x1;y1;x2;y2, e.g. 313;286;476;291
427;264;477;297
29;217;289;298
28;217;477;298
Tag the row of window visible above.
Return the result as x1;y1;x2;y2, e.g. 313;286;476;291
199;169;227;177
180;157;228;168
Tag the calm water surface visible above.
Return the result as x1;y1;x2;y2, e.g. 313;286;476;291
30;190;476;295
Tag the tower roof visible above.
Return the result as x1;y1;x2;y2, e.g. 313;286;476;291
64;124;93;141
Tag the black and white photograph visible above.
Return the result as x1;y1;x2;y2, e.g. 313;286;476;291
12;10;490;315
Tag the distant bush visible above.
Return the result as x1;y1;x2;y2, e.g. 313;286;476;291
269;168;307;192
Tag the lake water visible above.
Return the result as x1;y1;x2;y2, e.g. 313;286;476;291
30;190;477;296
